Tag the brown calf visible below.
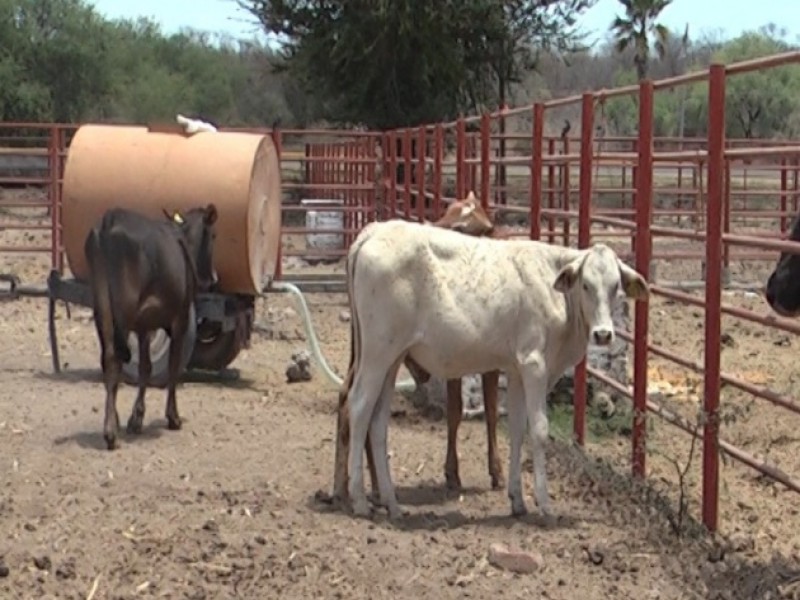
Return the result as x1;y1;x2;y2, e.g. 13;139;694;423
333;192;509;505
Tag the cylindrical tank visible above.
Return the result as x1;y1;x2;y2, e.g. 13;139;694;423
61;124;282;295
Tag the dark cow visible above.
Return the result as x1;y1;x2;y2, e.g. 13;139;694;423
84;204;219;450
766;215;800;317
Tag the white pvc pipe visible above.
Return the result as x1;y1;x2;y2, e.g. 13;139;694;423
270;281;418;391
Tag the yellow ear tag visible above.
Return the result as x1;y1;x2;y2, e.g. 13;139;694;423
173;212;184;224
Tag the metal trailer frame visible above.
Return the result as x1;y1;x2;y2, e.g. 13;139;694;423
0;270;255;388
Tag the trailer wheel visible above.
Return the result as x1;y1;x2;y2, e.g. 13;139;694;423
121;304;197;388
188;309;252;372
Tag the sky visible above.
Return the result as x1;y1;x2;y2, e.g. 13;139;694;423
87;0;800;46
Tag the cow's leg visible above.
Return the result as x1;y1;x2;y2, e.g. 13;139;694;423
444;378;463;491
101;347;122;451
520;361;552;517
95;311;122;451
334;371;379;505
365;431;380;503
368;362;402;519
505;370;528;516
333;384;351;502
127;331;151;434
483;370;504;490
347;362;393;518
165;321;185;431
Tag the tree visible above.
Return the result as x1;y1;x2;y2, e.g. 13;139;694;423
610;0;672;81
236;0;596;129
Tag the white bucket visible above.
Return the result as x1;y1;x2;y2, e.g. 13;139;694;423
302;199;344;252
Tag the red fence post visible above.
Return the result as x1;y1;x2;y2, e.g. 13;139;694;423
632;80;654;478
562;136;571;247
703;63;726;534
573;93;594;446
480;113;491;212
388;132;398;218
780;157;788;233
548;138;556;243
403;129;412;219
530;104;544;241
434;124;443;218
272;126;284;281
417;126;427;222
456;118;466;200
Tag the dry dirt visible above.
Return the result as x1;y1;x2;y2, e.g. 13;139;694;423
0;198;798;599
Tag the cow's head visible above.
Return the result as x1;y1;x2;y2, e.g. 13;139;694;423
553;244;649;347
765;216;800;317
172;204;219;291
437;192;494;237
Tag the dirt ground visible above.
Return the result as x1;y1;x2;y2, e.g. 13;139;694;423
0;200;799;599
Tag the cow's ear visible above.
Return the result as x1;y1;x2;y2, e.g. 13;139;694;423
204;203;218;225
617;259;649;300
553;254;585;293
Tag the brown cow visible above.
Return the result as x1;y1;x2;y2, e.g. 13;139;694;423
332;192;509;505
85;205;219;450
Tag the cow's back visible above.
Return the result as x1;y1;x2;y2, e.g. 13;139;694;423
351;220;575;377
96;209;192;330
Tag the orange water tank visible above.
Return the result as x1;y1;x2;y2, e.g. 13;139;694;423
61;124;282;295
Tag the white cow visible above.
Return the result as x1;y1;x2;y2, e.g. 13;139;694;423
337;219;649;520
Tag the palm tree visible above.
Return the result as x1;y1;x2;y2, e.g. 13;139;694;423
611;0;672;81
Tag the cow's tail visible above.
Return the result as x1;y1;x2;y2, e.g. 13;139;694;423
87;225;131;364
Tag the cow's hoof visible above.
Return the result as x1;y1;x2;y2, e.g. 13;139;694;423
351;498;372;518
491;475;505;490
126;418;143;435
104;436;118;451
386;504;406;521
445;474;462;492
511;501;528;518
167;417;182;431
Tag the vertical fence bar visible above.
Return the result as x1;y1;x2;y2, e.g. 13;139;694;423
403;129;412;219
456;118;466;200
781;157;788;233
573;93;594;447
548;139;556;243
272;126;284;281
470;133;478;196
48;126;59;271
480;113;491;212
434;124;443;218
722;160;731;277
530;104;544;241
562;136;571;246
389;132;398;218
367;136;377;223
417;126;427;222
632;80;654;478
703;63;726;534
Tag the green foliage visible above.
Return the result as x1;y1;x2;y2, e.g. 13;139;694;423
239;0;596;129
610;0;673;81
0;0;302;125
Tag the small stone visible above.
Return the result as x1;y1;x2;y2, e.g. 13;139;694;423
33;555;51;571
366;536;377;544
202;520;219;533
487;542;543;574
707;544;725;563
0;562;8;578
339;310;351;323
23;522;36;532
254;535;267;545
728;532;754;553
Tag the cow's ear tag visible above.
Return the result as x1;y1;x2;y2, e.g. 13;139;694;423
173;212;184;224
